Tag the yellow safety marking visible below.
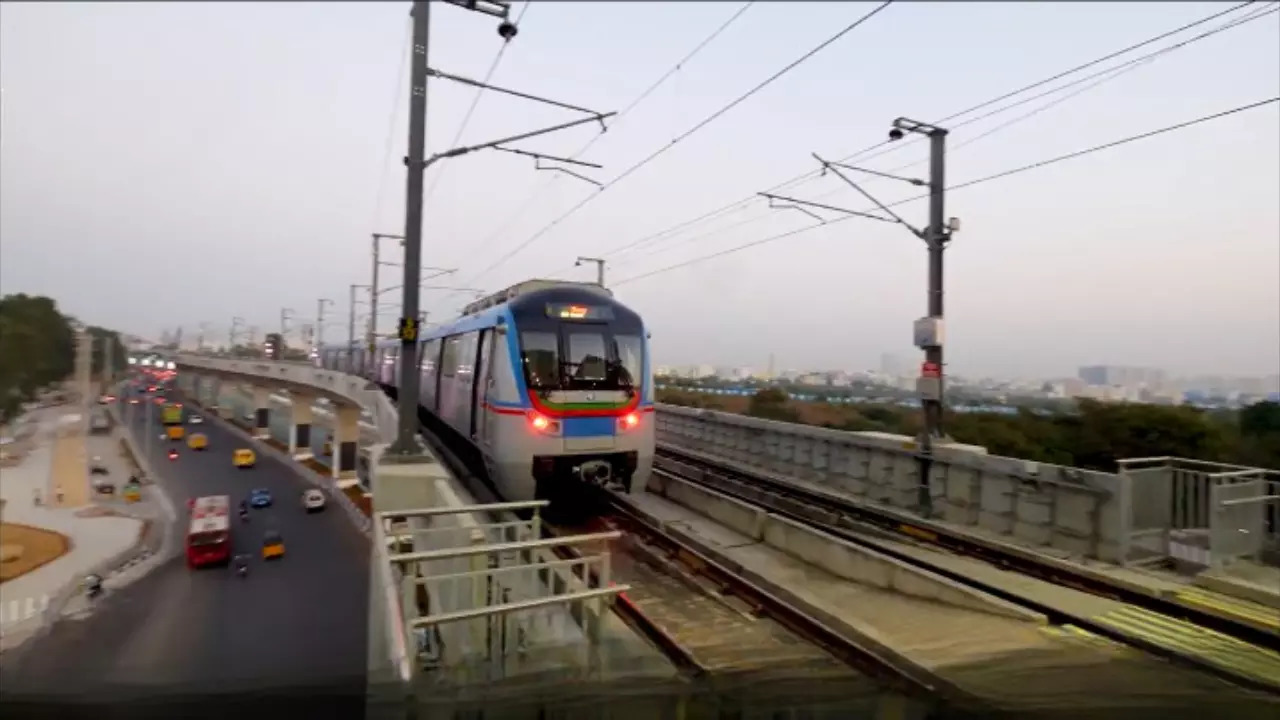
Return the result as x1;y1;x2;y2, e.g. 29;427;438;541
1092;605;1280;687
1039;623;1134;656
1175;588;1280;631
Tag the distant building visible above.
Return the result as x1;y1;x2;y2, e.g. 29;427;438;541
1078;365;1166;388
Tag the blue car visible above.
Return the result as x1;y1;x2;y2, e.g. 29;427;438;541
248;488;273;508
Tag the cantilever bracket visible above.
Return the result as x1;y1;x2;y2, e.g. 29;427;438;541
760;193;824;222
812;153;925;239
427;67;611;132
493;145;603;187
425;112;618;170
757;192;893;225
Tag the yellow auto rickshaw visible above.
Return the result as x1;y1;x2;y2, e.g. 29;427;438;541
122;481;142;503
166;425;185;441
233;448;256;469
261;530;285;560
188;433;208;451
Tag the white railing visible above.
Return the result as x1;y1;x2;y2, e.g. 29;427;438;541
377;500;629;683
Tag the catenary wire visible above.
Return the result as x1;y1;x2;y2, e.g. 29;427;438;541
599;0;1280;264
612;96;1280;286
421;1;533;209
456;1;896;291
370;18;413;233
430;1;758;309
577;0;1267;267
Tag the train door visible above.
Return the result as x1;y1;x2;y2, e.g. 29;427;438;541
471;330;491;443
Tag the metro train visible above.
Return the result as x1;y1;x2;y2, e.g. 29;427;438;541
317;279;655;509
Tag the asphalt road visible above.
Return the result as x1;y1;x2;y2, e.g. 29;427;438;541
0;388;370;712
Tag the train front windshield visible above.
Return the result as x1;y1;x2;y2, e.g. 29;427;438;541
520;327;643;392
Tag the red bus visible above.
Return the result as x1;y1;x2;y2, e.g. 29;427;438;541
186;495;232;568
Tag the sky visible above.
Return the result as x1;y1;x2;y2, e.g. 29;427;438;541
2;1;1277;380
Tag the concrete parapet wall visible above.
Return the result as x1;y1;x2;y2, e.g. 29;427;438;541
656;404;1126;564
172;355;1129;566
647;472;1041;622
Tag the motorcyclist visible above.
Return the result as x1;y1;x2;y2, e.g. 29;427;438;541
167;448;178;460
85;573;104;598
234;554;249;576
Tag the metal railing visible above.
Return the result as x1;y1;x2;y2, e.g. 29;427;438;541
1118;456;1280;569
376;501;629;685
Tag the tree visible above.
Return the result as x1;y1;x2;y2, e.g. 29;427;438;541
747;388;800;423
0;294;130;422
0;294;75;420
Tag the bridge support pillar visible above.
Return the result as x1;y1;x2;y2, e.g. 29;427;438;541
333;405;360;484
290;395;314;461
211;378;231;418
251;385;272;439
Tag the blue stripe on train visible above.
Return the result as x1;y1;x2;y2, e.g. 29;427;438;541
562;416;616;438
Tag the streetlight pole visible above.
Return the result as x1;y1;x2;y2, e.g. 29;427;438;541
317;298;334;348
348;284;362;372
280;307;294;342
229;316;245;351
575;256;606;287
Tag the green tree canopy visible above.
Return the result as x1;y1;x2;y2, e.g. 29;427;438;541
0;294;128;422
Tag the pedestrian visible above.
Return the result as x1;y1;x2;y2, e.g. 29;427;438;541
33;487;42;506
55;484;64;505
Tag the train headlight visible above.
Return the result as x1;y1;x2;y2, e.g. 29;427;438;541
617;412;640;432
527;412;561;436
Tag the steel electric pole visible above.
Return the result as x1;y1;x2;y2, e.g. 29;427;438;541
316;298;334;348
389;0;613;455
757;116;957;517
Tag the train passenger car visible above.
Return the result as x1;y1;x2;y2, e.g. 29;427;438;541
330;280;654;508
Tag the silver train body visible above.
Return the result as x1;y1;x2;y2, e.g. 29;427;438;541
317;280;655;505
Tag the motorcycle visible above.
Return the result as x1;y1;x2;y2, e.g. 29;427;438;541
167;449;178;461
84;573;104;600
235;557;249;577
239;509;249;523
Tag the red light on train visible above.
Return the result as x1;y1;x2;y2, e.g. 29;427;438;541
622;412;639;429
527;412;561;435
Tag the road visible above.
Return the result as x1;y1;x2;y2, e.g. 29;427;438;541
0;390;370;713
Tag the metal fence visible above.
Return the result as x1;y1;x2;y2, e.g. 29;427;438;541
375;501;629;687
1118;456;1280;570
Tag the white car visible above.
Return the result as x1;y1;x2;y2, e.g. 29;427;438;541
189;415;203;425
302;489;326;512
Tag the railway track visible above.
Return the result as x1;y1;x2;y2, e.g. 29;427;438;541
540;508;985;714
652;444;1280;696
403;415;969;713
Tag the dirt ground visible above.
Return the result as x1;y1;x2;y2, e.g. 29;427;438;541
0;522;71;583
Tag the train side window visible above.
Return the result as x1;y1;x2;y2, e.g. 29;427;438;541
456;332;477;378
441;336;460;378
567;333;607;382
421;339;440;373
520;332;558;389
